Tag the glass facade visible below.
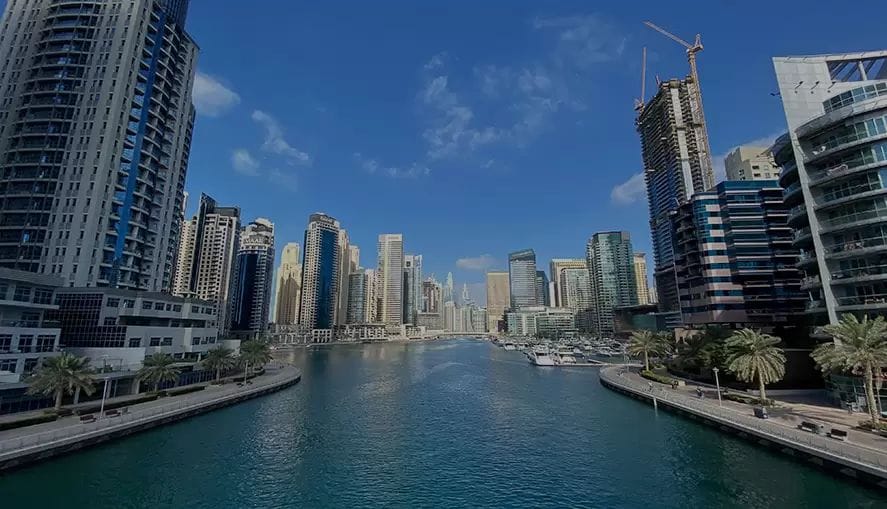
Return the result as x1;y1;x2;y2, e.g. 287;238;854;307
508;249;538;309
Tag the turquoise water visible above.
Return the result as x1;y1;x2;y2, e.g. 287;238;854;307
1;340;884;508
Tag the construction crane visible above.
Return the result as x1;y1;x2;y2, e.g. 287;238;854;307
633;47;647;112
643;20;713;183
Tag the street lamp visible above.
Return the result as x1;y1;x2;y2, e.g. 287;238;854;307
712;367;722;407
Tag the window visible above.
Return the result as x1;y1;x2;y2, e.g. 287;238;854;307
0;358;16;373
191;336;201;345
172;305;181;312
149;337;161;346
0;334;12;352
191;305;198;313
106;298;119;307
142;300;153;310
23;357;39;375
154;302;164;310
128;337;141;347
162;337;173;346
12;285;31;302
36;335;55;352
103;317;117;326
33;288;53;305
123;299;135;308
0;282;8;299
17;335;33;352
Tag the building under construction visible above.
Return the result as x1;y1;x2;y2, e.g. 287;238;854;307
636;76;714;323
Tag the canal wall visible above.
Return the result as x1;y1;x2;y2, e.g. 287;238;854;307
0;367;301;473
599;367;887;489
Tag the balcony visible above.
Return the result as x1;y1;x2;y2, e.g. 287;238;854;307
800;275;821;290
816;181;886;209
836;293;887;309
787;204;808;226
819;208;887;232
804;300;827;313
825;235;887;257
793;226;812;243
830;264;887;285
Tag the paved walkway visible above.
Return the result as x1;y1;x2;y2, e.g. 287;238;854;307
0;363;298;455
629;369;887;452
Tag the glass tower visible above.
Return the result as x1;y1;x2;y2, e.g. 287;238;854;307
508;249;538;309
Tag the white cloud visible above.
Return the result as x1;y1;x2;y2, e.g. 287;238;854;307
192;72;240;117
611;172;646;205
354;152;430;179
456;254;498;271
532;14;626;68
231;148;260;176
251;110;312;166
712;132;784;183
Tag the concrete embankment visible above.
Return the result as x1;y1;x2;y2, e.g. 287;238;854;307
0;366;301;472
599;367;887;489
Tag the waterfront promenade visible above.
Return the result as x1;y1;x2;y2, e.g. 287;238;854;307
599;366;887;488
0;365;301;471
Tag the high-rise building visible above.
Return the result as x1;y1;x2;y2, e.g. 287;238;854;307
587;232;638;334
335;233;358;326
273;243;301;325
632;253;651;305
0;0;198;290
560;267;594;332
443;272;454;303
508;249;538;309
485;271;510;333
549;259;587;307
673;180;805;325
773;51;887;325
346;270;367;324
637;77;714;323
724;146;780;181
364;268;379;323
422;277;441;313
377;234;403;326
172;194;240;331
403;254;422;324
535;270;550;307
230;219;275;334
443;300;456;332
299;213;340;330
460;282;472;306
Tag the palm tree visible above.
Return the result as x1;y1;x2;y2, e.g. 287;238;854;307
628;330;668;371
26;352;96;410
812;314;887;424
136;353;181;393
203;346;236;382
239;340;272;380
725;329;786;403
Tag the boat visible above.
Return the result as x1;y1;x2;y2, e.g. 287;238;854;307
528;346;555;366
503;342;516;351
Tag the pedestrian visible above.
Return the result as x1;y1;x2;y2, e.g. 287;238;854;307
648;381;653;392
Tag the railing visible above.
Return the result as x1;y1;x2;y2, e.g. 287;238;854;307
794;227;812;242
820;209;887;229
599;368;887;474
818;182;884;206
831;264;887;281
0;367;299;456
826;236;887;254
805;300;825;311
836;293;887;306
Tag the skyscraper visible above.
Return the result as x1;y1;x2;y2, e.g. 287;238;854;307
587;232;638;334
273;243;301;325
335;233;359;326
485;271;510;333
772;51;887;325
377;234;403;326
0;0;198;290
637;77;714;323
172;194;240;331
632;253;651;306
443;272;454;303
403;254;422;324
508;249;538;309
549;259;587;307
422;277;442;313
299;213;340;330
230;218;275;334
535;270;550;307
346;270;367;324
560;267;594;332
724;146;780;181
460;283;472;306
364;268;379;323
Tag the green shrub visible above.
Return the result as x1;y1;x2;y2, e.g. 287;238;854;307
73;393;158;416
722;392;775;407
161;385;205;397
0;412;58;431
641;370;676;385
857;420;887;432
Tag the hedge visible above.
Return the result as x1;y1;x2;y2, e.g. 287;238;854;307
641;370;676;385
161;385;205;397
858;420;887;432
74;393;158;416
0;412;58;431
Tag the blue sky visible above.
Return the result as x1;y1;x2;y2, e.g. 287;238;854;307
182;0;887;300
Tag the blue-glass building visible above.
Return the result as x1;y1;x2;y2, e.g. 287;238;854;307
299;214;341;332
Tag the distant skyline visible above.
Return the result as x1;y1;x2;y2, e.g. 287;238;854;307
165;1;887;302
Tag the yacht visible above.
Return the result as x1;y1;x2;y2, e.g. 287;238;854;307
503;342;517;351
528;346;555;366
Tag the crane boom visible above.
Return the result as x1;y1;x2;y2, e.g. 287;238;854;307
643;21;693;50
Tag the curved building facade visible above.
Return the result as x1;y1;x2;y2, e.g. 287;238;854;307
774;52;887;324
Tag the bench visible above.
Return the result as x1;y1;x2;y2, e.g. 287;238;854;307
798;421;825;434
79;414;96;423
827;428;848;441
104;409;120;417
